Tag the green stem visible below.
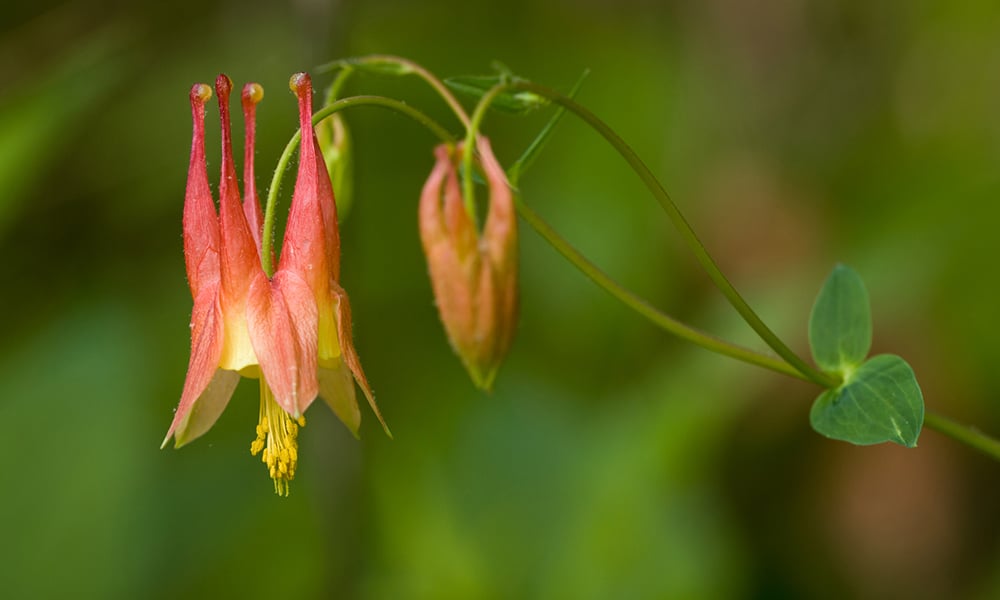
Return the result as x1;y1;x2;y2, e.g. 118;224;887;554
323;54;471;128
507;81;838;388
395;57;471;127
460;84;507;222
924;411;1000;461
261;95;455;275
516;198;809;381
323;67;354;106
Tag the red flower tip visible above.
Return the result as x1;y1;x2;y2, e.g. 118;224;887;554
214;74;238;192
289;73;316;167
290;73;314;146
241;83;265;251
289;72;311;95
242;82;264;107
215;74;233;101
190;83;212;105
183;82;217;301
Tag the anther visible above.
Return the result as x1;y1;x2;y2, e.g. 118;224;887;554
251;381;305;496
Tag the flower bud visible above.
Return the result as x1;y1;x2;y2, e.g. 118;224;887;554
419;137;518;390
316;112;354;219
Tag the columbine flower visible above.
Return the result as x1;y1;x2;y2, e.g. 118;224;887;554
419;138;518;390
163;73;389;496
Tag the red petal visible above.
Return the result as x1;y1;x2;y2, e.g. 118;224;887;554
279;73;337;294
318;360;360;438
215;76;265;371
331;282;391;437
216;75;262;287
479;137;516;270
247;270;319;417
182;84;219;300
478;137;518;373
162;286;233;448
314;136;341;283
419;144;479;362
241;83;266;255
418;144;452;267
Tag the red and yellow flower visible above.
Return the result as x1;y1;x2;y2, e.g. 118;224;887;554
163;73;388;496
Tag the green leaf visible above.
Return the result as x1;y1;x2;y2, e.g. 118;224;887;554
808;264;872;373
318;57;415;76
507;69;590;186
810;354;924;447
444;75;548;115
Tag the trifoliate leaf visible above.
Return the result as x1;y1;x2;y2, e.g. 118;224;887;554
810;354;924;447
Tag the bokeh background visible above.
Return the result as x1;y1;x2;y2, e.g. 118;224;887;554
3;0;1000;598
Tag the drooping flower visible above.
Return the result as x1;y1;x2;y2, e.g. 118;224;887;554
419;138;518;390
163;73;389;496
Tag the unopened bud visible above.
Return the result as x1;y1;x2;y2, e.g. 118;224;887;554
316;113;354;219
419;137;518;390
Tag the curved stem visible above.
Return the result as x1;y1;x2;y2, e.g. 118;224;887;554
325;67;353;104
395;56;472;127
325;54;471;128
516;197;809;381
460;84;507;222
924;411;1000;461
261;95;455;275
508;81;838;388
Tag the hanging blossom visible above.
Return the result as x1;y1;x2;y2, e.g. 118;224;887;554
163;73;389;496
419;138;519;391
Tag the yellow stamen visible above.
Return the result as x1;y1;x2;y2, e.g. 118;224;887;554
249;380;304;496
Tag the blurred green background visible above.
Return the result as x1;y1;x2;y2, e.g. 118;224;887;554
2;0;999;598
